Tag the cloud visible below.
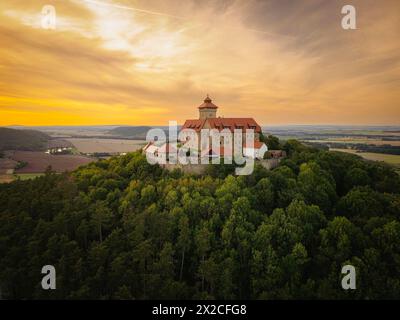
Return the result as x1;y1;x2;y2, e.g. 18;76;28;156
0;0;399;125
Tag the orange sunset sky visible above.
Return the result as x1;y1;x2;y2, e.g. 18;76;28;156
0;0;399;126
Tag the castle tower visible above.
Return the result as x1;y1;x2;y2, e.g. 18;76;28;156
198;95;218;119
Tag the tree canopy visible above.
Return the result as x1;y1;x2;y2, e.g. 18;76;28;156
0;140;399;299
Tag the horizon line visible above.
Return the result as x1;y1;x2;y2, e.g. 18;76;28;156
2;124;400;128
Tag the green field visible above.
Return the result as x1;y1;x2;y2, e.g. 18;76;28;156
307;139;400;146
14;173;45;180
330;148;400;167
0;173;45;183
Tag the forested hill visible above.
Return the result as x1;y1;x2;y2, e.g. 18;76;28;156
108;126;172;139
0;139;400;299
0;127;50;151
108;126;153;139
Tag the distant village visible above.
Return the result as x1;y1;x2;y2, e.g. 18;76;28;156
46;146;127;158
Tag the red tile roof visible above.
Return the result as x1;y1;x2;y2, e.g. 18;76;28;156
198;95;218;109
181;119;206;131
182;117;261;133
207;118;261;133
243;141;266;149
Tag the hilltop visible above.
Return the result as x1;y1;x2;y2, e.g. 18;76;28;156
108;126;153;139
0;127;50;151
0;138;400;299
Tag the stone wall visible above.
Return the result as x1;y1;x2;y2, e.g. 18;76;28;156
161;163;208;175
160;158;281;175
258;158;281;170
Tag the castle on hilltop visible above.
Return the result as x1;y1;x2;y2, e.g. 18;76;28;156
144;95;269;160
180;95;267;158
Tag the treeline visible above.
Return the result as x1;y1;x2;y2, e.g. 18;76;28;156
310;141;400;155
0;139;399;299
354;144;400;155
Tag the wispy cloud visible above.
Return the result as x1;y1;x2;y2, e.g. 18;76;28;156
0;0;399;125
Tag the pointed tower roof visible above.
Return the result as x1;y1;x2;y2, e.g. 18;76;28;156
198;94;218;109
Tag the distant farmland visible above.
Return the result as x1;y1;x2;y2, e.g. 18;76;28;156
67;138;146;154
306;139;400;146
0;157;17;174
330;148;400;167
0;175;14;183
11;151;94;173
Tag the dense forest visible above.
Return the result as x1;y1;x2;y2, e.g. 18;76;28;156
0;138;399;299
